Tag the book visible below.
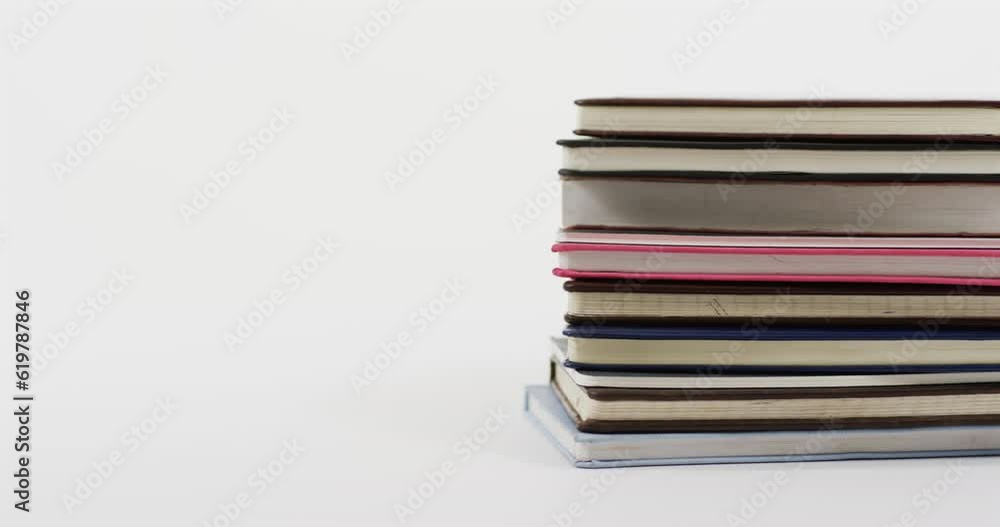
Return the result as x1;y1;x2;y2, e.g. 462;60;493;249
525;384;1000;468
557;229;1000;249
563;279;1000;326
553;243;1000;285
560;175;1000;235
573;99;1000;142
532;96;1000;467
561;325;1000;373
550;337;1000;389
548;359;1000;433
560;139;1000;175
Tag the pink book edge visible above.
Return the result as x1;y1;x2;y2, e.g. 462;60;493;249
552;268;1000;286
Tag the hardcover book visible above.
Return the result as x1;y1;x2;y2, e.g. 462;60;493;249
563;279;1000;326
561;325;1000;374
553;243;1000;286
573;99;1000;142
525;385;1000;468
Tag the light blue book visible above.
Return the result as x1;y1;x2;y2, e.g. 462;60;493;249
524;384;1000;468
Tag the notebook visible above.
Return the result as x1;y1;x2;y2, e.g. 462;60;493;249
556;229;1000;249
559;175;1000;236
549;337;1000;389
563;279;1000;326
559;139;1000;175
525;384;1000;468
553;243;1000;286
573;98;1000;142
561;325;1000;374
550;356;1000;433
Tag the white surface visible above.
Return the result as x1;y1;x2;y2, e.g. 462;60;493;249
3;0;1000;525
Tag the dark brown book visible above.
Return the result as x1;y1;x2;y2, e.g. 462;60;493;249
573;98;1000;142
563;279;1000;326
550;360;1000;433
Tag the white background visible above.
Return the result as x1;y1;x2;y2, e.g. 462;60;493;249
3;0;1000;525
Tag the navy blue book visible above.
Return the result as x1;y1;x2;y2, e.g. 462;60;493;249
562;325;1000;374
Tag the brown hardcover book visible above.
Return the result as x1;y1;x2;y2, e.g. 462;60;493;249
563;279;1000;326
550;360;1000;433
574;98;1000;142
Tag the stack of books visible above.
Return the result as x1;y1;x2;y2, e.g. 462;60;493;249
526;98;1000;468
